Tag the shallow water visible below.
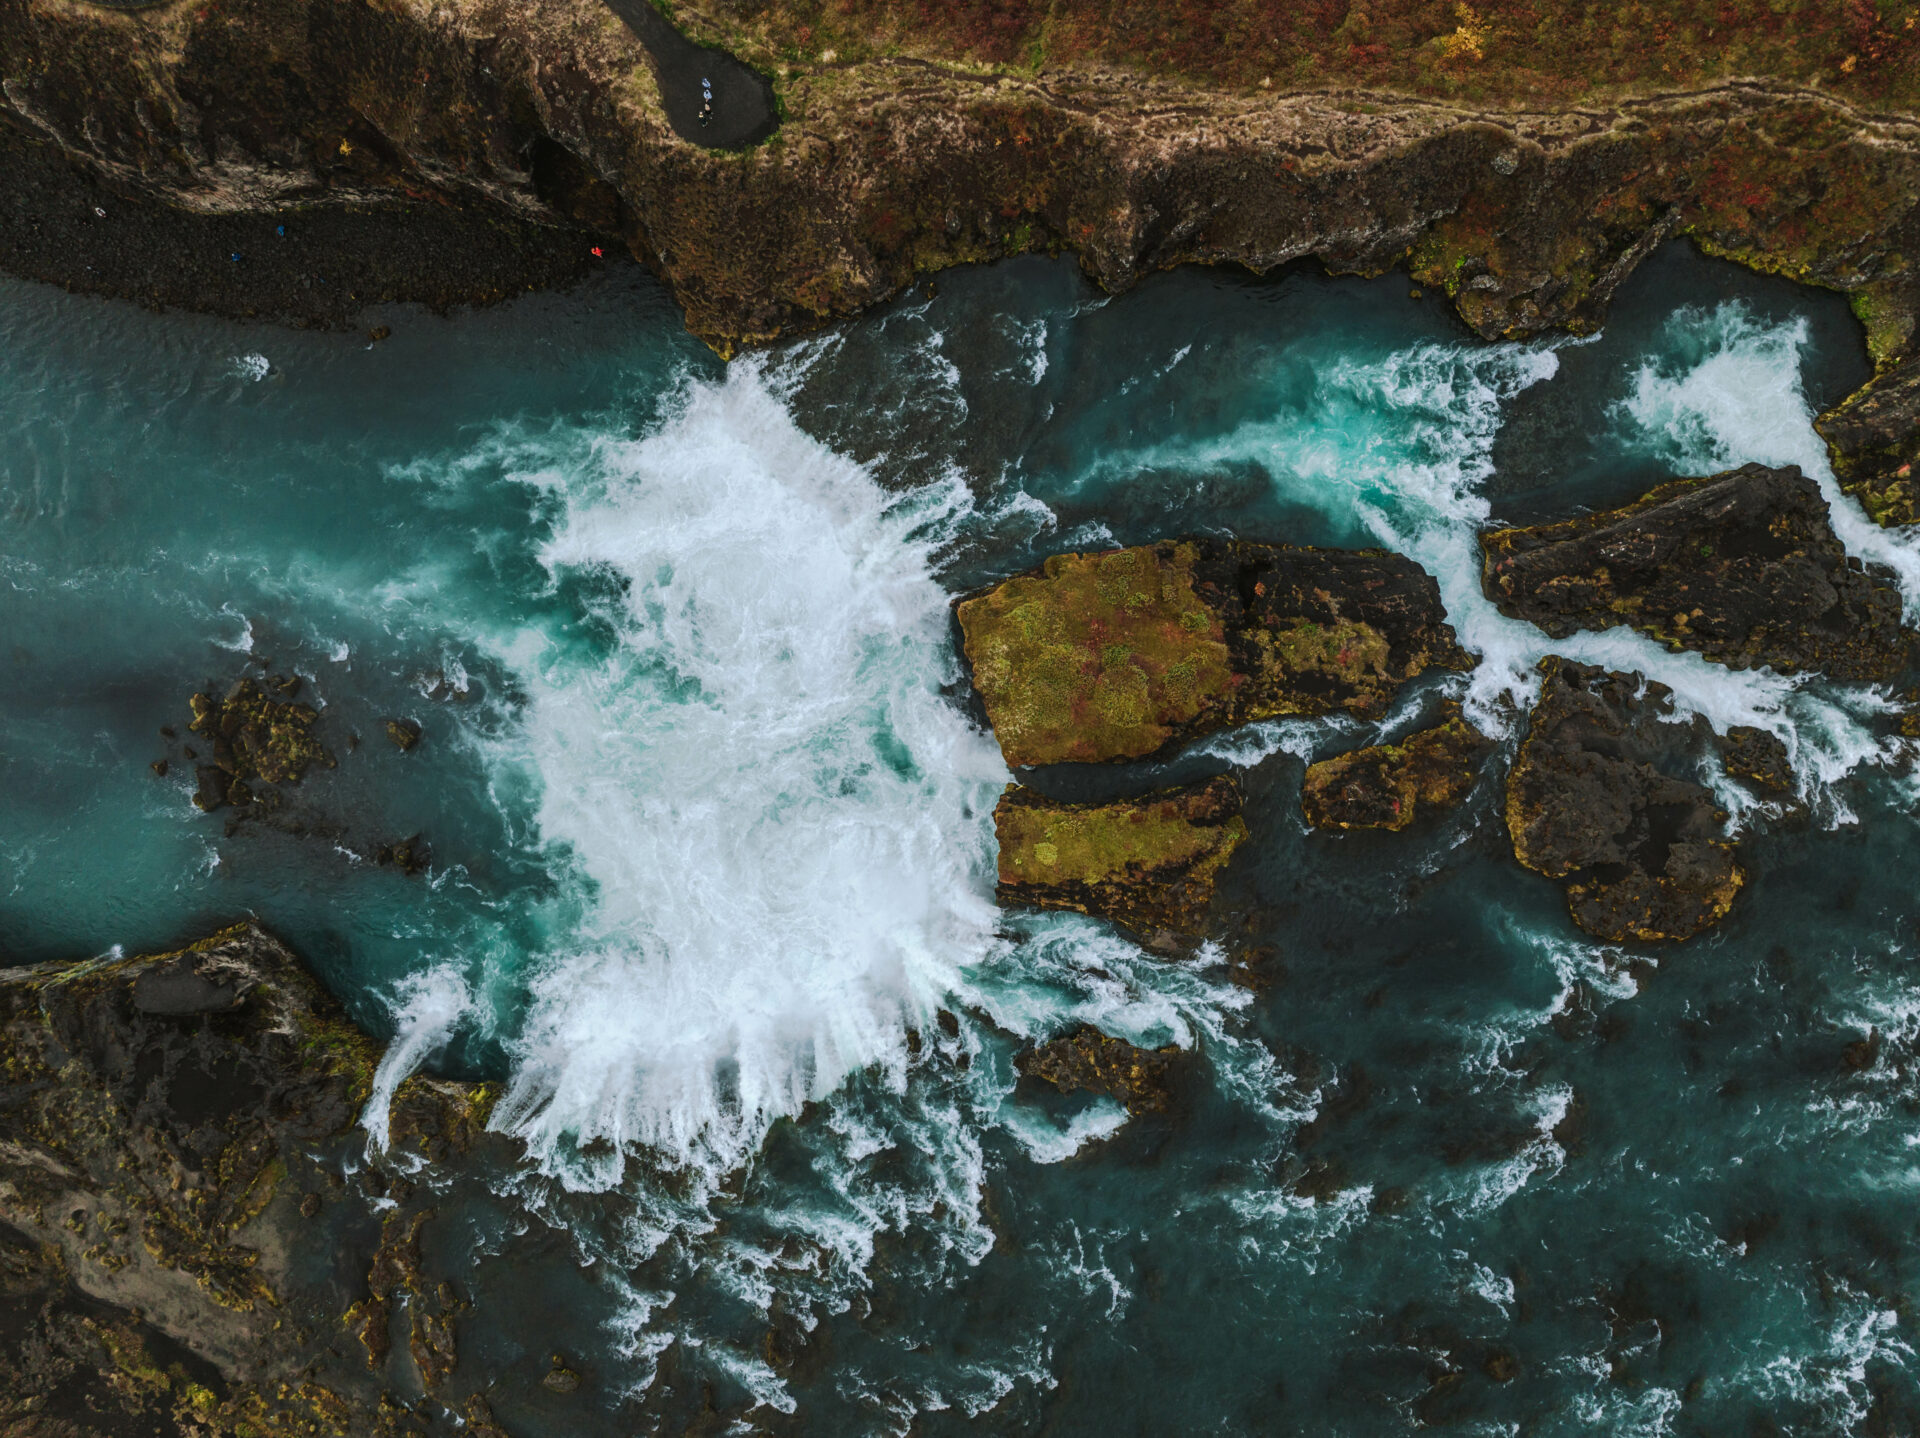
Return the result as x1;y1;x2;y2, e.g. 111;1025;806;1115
4;244;1919;1435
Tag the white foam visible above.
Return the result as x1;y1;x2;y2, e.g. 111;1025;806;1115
1615;301;1920;616
362;964;476;1152
485;363;1010;1179
229;352;271;382
1097;314;1904;812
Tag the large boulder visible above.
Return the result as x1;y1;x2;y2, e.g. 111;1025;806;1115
1507;659;1743;943
994;775;1248;943
958;539;1470;767
1301;702;1494;832
1481;464;1910;683
1816;356;1920;527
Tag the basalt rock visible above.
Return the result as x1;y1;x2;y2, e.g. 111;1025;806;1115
1507;659;1743;943
994;775;1248;942
1015;1026;1183;1116
1301;702;1494;832
0;922;498;1435
1815;355;1920;527
186;675;335;814
958;538;1470;767
384;718;422;752
1482;464;1910;684
1720;725;1795;795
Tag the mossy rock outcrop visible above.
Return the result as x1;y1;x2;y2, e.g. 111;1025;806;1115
187;675;335;815
1482;463;1910;684
1015;1027;1184;1116
1301;702;1494;832
1507;659;1743;944
0;923;496;1436
958;539;1470;767
1815;355;1920;528
994;775;1248;943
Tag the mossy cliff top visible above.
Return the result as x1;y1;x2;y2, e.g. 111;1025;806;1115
674;0;1920;112
1482;462;1913;683
958;538;1468;767
1506;658;1742;943
994;774;1249;941
1301;701;1493;832
4;0;1920;376
0;923;498;1435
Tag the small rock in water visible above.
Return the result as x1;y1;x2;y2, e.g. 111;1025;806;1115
1301;701;1492;832
1016;1026;1184;1115
368;324;392;342
1720;725;1794;794
185;675;334;814
385;717;422;751
150;758;169;778
957;537;1469;766
375;834;430;877
543;1355;582;1393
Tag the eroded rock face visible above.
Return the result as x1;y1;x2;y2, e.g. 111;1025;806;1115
187;675;335;814
1506;659;1743;943
1816;355;1920;527
959;539;1470;767
1301;702;1494;832
1015;1026;1183;1115
994;775;1247;942
1482;463;1910;683
0;923;496;1435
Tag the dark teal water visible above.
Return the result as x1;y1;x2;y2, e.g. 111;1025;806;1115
4;245;1918;1435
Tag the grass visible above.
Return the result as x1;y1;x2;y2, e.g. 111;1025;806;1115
675;0;1920;108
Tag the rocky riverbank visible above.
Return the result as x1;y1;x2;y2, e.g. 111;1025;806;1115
1;0;1918;392
0;923;503;1436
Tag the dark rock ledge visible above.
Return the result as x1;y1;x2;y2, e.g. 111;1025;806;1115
0;922;499;1436
1481;463;1911;685
1816;355;1920;529
1506;659;1743;944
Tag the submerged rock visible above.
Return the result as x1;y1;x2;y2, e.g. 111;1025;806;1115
186;675;335;813
1301;702;1494;832
1507;659;1743;943
1482;463;1909;683
994;775;1248;941
958;538;1470;767
0;922;496;1434
385;717;422;752
1816;356;1920;527
1015;1026;1183;1115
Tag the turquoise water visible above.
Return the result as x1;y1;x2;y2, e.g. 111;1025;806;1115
5;245;1920;1434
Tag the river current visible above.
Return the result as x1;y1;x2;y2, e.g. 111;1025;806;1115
4;244;1919;1435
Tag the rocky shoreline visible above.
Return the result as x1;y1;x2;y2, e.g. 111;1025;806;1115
0;0;1915;385
0;923;502;1436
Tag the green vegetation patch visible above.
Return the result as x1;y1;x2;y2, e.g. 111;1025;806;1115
957;541;1233;766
